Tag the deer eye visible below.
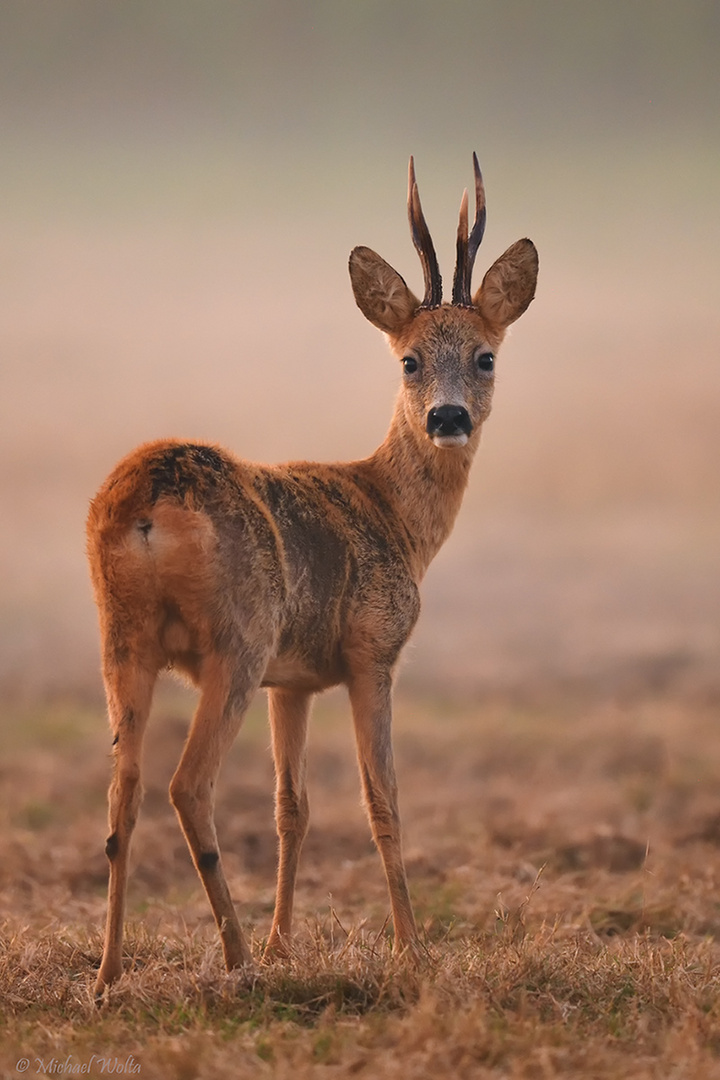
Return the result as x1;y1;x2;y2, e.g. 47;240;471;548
476;352;494;373
402;356;418;374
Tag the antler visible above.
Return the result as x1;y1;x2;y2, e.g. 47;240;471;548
408;157;443;309
451;152;486;307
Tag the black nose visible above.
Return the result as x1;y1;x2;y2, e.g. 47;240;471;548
426;405;473;438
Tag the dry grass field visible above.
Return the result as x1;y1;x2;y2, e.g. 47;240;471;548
2;680;720;1078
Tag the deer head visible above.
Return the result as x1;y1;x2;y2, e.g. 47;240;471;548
349;155;538;449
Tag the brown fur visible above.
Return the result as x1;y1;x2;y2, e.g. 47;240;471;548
87;160;538;997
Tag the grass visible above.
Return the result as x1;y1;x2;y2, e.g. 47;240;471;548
2;685;720;1077
3;920;720;1077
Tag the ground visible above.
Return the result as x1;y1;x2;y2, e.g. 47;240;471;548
2;681;720;1078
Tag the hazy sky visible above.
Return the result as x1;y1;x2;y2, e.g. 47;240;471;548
1;2;717;154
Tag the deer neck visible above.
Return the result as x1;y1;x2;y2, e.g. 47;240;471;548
368;394;477;579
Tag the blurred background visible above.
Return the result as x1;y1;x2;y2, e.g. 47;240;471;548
1;0;718;701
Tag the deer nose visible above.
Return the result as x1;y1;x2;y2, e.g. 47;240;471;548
426;405;473;438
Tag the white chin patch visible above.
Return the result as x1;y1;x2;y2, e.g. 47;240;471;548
430;433;469;449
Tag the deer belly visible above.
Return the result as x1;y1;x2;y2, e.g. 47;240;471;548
261;650;343;692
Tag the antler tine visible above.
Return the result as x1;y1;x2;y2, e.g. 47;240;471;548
467;152;487;268
452;152;487;307
408;156;442;309
451;187;469;306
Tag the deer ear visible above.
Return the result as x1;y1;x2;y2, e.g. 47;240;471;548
349;246;419;333
473;238;538;332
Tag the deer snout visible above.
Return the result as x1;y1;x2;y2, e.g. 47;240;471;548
426;405;473;445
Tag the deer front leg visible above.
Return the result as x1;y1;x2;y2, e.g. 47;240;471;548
264;688;312;960
348;670;418;951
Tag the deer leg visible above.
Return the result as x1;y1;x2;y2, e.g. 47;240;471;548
95;658;156;998
348;671;418;950
265;688;312;959
169;651;263;972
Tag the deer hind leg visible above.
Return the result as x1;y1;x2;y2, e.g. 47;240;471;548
96;656;157;998
348;671;418;951
265;688;312;959
169;650;267;972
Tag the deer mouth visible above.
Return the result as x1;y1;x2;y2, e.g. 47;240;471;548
430;432;470;449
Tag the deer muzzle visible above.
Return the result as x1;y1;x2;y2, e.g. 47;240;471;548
426;405;473;447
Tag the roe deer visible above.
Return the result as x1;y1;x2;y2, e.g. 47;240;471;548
87;154;538;996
